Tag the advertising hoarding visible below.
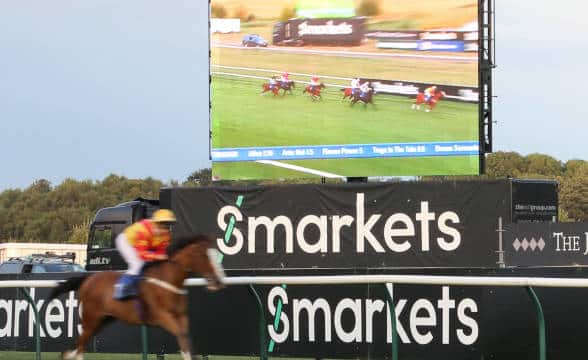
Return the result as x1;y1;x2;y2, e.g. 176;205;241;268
210;0;480;179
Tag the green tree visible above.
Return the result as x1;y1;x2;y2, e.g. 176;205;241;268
185;168;212;186
279;6;296;22
525;153;563;176
210;2;227;18
357;0;382;17
485;151;528;177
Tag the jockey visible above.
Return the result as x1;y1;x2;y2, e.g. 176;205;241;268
359;81;371;97
280;71;290;85
309;75;320;93
424;85;437;102
113;209;176;300
350;77;360;95
269;76;277;90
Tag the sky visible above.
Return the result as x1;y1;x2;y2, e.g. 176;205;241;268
0;1;586;191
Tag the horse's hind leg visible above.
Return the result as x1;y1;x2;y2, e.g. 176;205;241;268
62;311;106;359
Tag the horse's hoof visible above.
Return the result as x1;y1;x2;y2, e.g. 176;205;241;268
62;350;83;360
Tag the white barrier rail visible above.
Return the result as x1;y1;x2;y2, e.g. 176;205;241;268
211;71;347;89
211;64;353;82
3;274;588;289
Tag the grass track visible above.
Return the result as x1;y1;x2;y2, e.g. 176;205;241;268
0;353;316;360
212;75;478;148
211;75;479;178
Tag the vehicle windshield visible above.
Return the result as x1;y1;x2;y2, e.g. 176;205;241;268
0;263;23;273
32;263;86;273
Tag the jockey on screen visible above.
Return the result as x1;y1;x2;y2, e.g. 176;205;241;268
113;209;176;300
350;77;361;95
359;81;371;97
309;75;320;93
424;85;437;102
280;72;290;87
269;76;277;90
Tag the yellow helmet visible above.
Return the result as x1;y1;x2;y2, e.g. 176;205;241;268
151;209;176;223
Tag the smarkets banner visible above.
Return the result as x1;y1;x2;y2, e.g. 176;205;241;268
210;0;480;180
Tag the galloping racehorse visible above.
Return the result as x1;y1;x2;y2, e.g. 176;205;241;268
351;87;375;108
50;234;225;360
303;82;326;101
342;87;354;101
277;80;295;96
412;90;446;112
261;82;279;96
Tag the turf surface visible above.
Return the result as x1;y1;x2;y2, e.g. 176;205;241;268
211;74;480;179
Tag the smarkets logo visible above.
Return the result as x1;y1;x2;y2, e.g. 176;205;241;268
216;193;463;255
0;289;81;339
266;284;479;347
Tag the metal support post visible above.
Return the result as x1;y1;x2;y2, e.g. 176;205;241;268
526;286;547;360
248;284;268;360
383;283;399;360
496;216;506;268
141;325;149;360
19;288;42;360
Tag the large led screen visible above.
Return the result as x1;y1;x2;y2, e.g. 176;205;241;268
210;0;480;180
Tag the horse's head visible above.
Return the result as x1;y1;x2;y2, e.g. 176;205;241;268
168;234;225;291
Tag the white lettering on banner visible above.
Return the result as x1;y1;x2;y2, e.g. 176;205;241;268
0;289;81;339
293;298;331;342
46;300;65;338
0;299;12;336
268;287;289;343
553;232;586;254
267;285;479;345
298;21;353;36
217;206;243;256
216;193;462;255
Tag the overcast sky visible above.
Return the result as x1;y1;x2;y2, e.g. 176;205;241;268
0;1;586;191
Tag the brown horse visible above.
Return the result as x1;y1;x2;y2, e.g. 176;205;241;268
302;83;326;101
261;82;279;96
412;90;446;112
341;87;354;101
49;234;225;360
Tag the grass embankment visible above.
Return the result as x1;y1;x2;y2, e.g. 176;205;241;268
212;47;477;86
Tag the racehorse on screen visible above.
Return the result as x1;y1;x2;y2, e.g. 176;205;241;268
261;81;280;96
49;234;225;360
412;90;446;112
302;82;326;101
278;80;295;95
350;86;375;108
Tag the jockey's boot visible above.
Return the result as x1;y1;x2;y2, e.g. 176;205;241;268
113;274;140;300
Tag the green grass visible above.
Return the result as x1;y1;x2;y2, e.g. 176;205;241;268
211;75;479;179
212;47;477;86
0;353;318;360
366;19;420;31
212;75;477;147
213;157;479;179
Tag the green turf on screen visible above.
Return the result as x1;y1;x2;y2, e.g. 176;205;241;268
211;75;479;179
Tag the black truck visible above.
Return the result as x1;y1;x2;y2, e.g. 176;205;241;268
272;17;366;46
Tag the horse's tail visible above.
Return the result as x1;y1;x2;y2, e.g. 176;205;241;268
49;274;90;299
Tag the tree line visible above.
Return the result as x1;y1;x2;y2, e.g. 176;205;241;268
0;152;586;244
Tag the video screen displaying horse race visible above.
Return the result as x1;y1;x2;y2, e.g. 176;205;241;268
210;0;480;180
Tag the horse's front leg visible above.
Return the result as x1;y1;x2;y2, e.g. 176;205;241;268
157;311;193;359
